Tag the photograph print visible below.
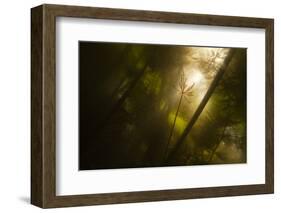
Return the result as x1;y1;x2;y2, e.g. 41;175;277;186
79;42;247;170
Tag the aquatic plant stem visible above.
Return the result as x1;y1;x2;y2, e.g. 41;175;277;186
163;91;184;160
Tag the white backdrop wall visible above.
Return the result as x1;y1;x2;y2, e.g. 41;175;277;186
0;0;279;212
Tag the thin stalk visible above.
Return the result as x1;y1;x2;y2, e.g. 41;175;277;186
208;106;231;162
163;92;184;159
94;63;148;134
165;49;236;162
208;124;227;162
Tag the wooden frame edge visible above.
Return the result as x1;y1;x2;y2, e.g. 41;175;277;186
31;5;44;208
265;18;274;194
31;4;274;208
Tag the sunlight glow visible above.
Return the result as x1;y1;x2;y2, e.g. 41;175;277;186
189;70;203;84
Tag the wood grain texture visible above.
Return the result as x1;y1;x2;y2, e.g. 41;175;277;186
31;5;43;207
265;20;274;193
31;4;274;208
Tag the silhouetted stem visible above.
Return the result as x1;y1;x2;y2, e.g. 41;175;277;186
208;124;227;162
163;92;184;159
165;49;236;162
95;63;148;133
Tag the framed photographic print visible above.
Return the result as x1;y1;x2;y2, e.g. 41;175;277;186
31;4;274;208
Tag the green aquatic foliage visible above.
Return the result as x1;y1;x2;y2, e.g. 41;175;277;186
142;71;162;95
168;112;187;135
79;42;246;170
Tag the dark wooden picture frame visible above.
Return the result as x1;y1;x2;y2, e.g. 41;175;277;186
31;4;274;208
